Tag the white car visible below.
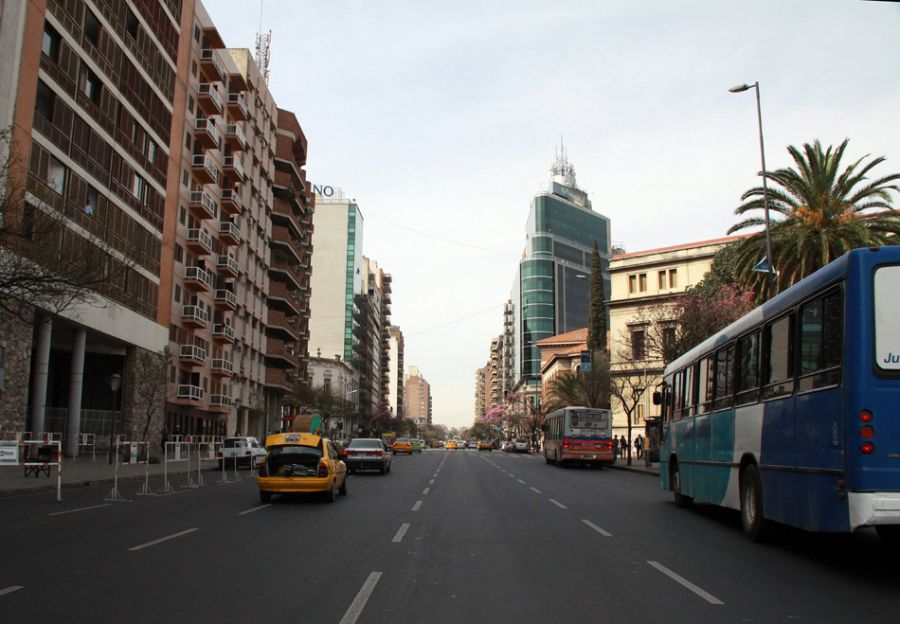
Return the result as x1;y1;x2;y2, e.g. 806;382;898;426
218;436;266;468
514;439;530;453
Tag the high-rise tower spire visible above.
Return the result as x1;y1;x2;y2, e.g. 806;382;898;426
550;135;577;188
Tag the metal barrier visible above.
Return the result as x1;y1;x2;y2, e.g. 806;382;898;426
38;432;62;443
0;439;62;502
78;433;96;461
161;441;191;494
104;440;151;502
0;431;31;442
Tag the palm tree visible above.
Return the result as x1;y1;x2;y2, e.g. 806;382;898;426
543;351;612;413
728;139;900;298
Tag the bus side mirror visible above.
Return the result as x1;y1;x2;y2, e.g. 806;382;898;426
652;391;662;405
540;424;549;432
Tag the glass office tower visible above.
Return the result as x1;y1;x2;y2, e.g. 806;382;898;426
513;148;611;390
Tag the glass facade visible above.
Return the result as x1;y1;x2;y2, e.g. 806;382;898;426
344;205;363;363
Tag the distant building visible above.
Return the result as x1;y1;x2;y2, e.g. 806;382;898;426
474;365;487;420
387;326;405;419
536;328;589;409
404;366;431;427
608;236;743;439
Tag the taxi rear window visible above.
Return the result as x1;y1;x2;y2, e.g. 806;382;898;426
267;445;323;477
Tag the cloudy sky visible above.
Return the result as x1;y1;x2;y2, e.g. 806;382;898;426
206;0;900;428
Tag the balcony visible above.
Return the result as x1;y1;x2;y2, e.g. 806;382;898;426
209;394;233;410
181;305;209;328
179;344;207;366
220;187;244;216
222;155;245;182
191;154;218;184
194;118;221;150
218;221;241;246
185;228;214;255
265;367;295;392
214;289;237;310
200;49;225;82
224;123;248;151
183;266;213;292
217;254;239;278
268;281;301;314
211;358;234;377
213;323;236;343
176;384;204;402
197;83;223;116
188;190;217;220
226;92;249;121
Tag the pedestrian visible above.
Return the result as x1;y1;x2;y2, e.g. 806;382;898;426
620;436;627;458
635;434;643;460
613;435;619;460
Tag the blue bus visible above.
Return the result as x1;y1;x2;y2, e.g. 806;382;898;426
658;246;900;542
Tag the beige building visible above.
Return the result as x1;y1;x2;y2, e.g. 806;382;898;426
404;366;431;427
536;327;588;409
608;236;742;441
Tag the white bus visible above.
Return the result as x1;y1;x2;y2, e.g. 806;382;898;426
542;406;615;467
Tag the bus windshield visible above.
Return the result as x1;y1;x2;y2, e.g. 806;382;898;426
569;410;609;431
875;265;900;370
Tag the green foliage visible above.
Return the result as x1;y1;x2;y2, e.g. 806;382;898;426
587;240;607;352
543;350;612;413
729;138;900;300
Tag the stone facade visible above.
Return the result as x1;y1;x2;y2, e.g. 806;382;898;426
0;306;33;434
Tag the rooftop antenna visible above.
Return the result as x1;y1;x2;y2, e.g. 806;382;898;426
254;0;271;84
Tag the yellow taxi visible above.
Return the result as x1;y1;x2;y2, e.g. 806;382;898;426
477;440;493;451
445;440;459;450
392;438;413;454
258;433;348;503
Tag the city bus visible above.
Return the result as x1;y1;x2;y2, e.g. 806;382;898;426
658;246;900;543
542;406;615;467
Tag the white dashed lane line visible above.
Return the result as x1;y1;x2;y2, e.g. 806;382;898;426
0;586;24;598
581;519;612;537
648;561;724;605
517;479;525;484
530;487;542;494
339;571;383;624
237;504;271;516
48;503;111;516
549;499;567;509
429;479;435;485
392;523;411;543
128;528;199;552
412;500;423;512
422;487;430;495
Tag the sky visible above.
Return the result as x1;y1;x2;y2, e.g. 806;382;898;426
205;0;900;428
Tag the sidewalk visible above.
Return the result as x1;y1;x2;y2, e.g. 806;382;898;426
0;454;226;499
609;456;660;477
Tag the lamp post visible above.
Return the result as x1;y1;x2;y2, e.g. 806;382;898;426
234;398;242;436
729;81;776;300
106;373;121;465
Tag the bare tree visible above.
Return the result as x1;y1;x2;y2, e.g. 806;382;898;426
133;347;171;448
609;361;649;466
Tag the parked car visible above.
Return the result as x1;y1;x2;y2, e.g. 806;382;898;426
258;433;348;503
218;436;266;469
393;438;413;454
514;439;530;453
342;438;391;474
477;440;493;451
501;441;515;452
411;439;423;453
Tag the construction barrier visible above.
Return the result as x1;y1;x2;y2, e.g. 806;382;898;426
38;432;62;443
104;440;151;502
0;431;31;442
78;433;96;461
0;439;63;502
161;441;191;494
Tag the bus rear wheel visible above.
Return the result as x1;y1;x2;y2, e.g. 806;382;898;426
671;461;692;508
740;464;774;542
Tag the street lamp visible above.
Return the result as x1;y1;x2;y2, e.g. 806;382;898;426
106;373;121;465
234;398;242;436
729;81;776;300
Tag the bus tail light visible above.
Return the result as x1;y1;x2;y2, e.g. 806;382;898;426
860;426;875;440
859;409;874;423
861;442;875;455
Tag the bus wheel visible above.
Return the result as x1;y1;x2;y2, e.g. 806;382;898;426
671;462;692;508
740;464;774;541
876;525;900;547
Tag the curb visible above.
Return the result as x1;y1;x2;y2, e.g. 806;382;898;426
609;463;660;477
0;467;228;499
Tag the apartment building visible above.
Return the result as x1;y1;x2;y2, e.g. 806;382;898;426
387;326;404;419
357;257;391;420
404;366;431;427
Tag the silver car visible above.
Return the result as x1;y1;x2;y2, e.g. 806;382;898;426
343;438;392;474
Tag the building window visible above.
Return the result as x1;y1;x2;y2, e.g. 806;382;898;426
179;205;186;225
628;275;637;294
83;69;102;104
131;174;147;204
47;155;67;195
636;403;644;423
125;8;139;39
658;271;666;290
84;185;98;216
669;269;678;289
194;24;201;42
174;285;181;303
631;329;646;360
42;22;61;61
35;79;55;121
188;95;194;114
662;326;676;354
83;10;101;46
639;273;647;292
147;139;157;165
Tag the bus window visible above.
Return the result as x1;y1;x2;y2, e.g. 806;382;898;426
683;364;695;417
798;288;843;392
697;355;714;413
735;331;761;405
673;371;683;419
713;344;735;410
764;313;794;398
690;361;701;416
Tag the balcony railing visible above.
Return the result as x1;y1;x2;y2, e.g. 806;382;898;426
186;228;214;254
181;305;209;326
211;358;234;375
223;155;245;180
214;289;237;309
189;190;217;220
220;187;243;216
197;83;224;114
213;323;236;342
177;384;204;401
218;221;241;245
224;123;248;150
217;255;239;276
209;394;233;408
179;344;207;365
183;266;213;290
200;49;225;81
195;118;221;149
191;154;218;184
226;92;249;120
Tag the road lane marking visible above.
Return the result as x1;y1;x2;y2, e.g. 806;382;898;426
339;571;383;624
508;473;515;478
422;487;430;495
412;500;423;511
581;519;612;537
647;561;724;605
392;523;410;543
237;504;271;516
429;479;435;484
530;487;542;494
128;528;199;552
549;499;567;509
48;503;111;516
0;586;24;597
517;479;525;484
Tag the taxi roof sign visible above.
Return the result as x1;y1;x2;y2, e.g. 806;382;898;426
265;432;321;447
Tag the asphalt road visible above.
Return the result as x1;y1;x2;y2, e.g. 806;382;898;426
2;448;899;623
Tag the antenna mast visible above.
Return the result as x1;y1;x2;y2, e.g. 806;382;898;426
254;0;271;83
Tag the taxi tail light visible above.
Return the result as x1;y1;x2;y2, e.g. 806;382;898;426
316;460;329;477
